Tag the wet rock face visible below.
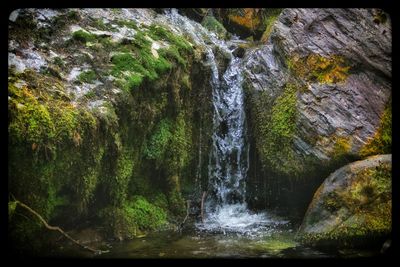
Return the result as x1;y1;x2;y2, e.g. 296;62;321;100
273;9;391;79
298;154;391;247
273;8;391;157
242;8;392;206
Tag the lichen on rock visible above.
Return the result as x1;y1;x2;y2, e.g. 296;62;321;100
298;154;392;248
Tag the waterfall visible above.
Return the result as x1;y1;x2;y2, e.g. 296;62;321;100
159;9;288;237
208;55;249;207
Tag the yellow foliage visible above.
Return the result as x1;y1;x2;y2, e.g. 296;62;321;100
288;54;350;84
331;136;352;157
228;8;261;31
359;99;392;157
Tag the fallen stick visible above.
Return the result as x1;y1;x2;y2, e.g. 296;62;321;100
178;200;191;233
14;200;109;255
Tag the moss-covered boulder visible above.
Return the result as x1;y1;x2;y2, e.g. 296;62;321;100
298;154;391;248
242;8;392;215
8;8;214;250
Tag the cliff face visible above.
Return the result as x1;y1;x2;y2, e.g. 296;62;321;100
242;8;391;216
8;8;214;250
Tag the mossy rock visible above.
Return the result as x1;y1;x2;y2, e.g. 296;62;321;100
298;154;392;248
201;15;228;39
286;53;351;84
98;196;168;240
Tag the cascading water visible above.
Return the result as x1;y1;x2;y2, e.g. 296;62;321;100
198;48;288;237
159;9;288;237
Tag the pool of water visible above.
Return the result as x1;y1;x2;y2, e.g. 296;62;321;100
95;230;328;258
46;222;381;258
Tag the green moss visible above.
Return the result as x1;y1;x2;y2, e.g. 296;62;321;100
260;9;282;42
323;192;344;212
287;54;350;84
9;84;55;146
331;136;352;158
52;57;65;68
67;10;80;21
152;193;169;211
111;53;145;75
77;70;97;84
90;18;111;31
201;15;227;39
165;113;191;173
8;67;102;225
84;91;96;99
109;24;193;91
8;201;17;220
165;174;186;216
116;19;138;30
127;195;167;230
270;84;297;138
302;162;391;247
125;74;143;91
111;149;135;206
72;29;96;43
181;74;191;90
98;196;167;239
360;98;391;157
111;49;171;90
253;83;302;177
144;118;173;161
148;25;192;53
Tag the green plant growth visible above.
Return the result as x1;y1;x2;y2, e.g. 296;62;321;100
302;162;391;247
148;24;193;67
9;84;55;146
287;54;350;84
90;18;112;31
201;15;228;39
260;9;283;42
78;70;97;84
144;118;173;162
8;201;17;220
98;196;167;239
127;195;167;230
110;149;136;206
165;114;191;173
52;57;65;68
360;98;392;157
72;29;96;43
67;10;80;21
109;24;193;91
254;83;302;177
115;19;138;30
330;136;352;160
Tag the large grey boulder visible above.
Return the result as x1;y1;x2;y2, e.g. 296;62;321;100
242;9;391;211
298;154;391;247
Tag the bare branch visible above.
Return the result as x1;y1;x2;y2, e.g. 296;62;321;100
14;199;109;255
